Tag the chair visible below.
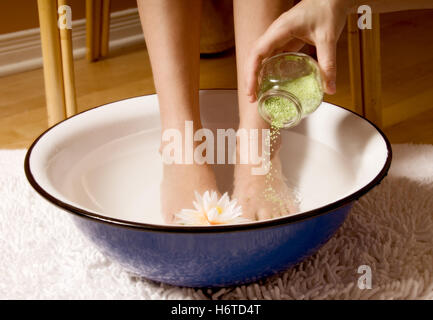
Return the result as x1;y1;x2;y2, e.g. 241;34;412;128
347;13;382;127
37;0;383;128
86;0;111;62
37;0;110;127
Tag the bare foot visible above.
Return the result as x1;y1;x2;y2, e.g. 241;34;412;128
233;149;298;221
161;162;219;224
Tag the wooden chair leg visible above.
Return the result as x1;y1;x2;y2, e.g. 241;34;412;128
100;0;111;58
58;0;78;117
37;0;66;127
347;14;364;116
86;0;110;61
347;13;383;128
360;14;382;127
86;0;102;61
85;0;93;61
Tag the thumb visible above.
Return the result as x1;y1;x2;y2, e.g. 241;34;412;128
315;39;337;94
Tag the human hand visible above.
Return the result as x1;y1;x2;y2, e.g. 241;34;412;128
245;0;352;101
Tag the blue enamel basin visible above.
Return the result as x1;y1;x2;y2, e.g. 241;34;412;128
25;90;391;287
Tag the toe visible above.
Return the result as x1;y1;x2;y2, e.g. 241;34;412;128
256;207;272;221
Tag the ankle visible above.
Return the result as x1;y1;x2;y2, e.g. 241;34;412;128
235;126;281;163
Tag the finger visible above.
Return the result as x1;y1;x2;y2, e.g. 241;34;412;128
245;38;304;102
245;21;295;101
245;39;276;102
279;38;305;54
315;39;337;94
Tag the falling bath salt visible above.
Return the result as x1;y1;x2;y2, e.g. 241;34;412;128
256;52;323;215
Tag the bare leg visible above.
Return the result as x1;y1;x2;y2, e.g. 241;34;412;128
137;0;219;223
233;0;298;221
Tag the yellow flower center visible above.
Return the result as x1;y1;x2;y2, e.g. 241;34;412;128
205;206;225;225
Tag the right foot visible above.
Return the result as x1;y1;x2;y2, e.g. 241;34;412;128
159;119;221;224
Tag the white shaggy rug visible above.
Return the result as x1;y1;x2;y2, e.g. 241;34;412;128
1;144;432;300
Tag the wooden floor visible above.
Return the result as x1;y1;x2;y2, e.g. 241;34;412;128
0;10;432;149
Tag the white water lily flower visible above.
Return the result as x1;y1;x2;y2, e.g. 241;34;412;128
175;191;249;226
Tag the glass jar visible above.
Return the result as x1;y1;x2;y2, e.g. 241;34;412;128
257;52;324;129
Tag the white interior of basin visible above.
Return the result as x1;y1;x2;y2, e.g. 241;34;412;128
29;90;389;225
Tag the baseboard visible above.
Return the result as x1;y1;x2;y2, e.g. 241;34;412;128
0;8;144;77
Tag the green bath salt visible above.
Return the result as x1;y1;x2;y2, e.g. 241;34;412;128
257;52;323;129
261;73;323;129
262;97;298;129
